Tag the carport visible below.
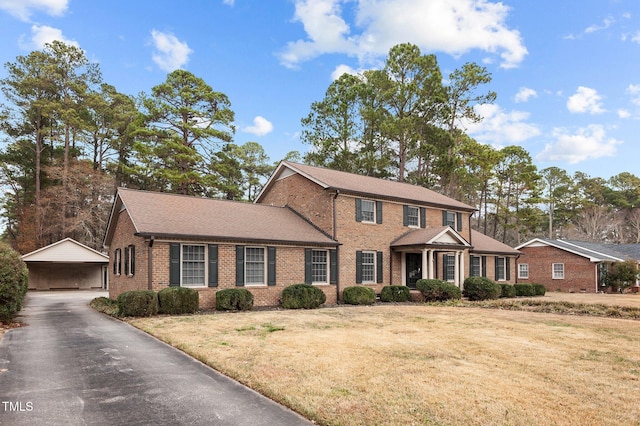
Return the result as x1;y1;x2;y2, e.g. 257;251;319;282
21;238;109;290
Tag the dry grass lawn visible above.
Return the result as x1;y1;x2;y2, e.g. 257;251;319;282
129;294;640;426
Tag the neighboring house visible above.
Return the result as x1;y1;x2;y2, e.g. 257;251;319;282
22;237;109;290
104;161;520;308
516;238;640;293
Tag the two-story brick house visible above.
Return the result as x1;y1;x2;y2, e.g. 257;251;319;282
104;161;520;308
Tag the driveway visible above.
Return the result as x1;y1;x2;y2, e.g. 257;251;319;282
0;291;312;425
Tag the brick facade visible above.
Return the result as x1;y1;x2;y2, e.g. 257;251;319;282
517;245;598;293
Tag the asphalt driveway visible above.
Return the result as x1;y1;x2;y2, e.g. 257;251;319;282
0;291;312;425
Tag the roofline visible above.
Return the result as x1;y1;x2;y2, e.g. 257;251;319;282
516;238;623;262
134;232;339;247
22;237;109;260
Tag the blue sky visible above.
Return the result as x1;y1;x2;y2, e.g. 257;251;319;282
1;0;640;180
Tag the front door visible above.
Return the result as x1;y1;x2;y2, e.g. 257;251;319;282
406;253;422;289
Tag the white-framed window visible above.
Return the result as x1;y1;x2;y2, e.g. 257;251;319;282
445;254;455;282
361;251;376;283
552;263;564;279
114;248;122;276
311;249;329;284
407;206;419;227
182;244;206;286
445;211;456;228
124;245;135;277
518;263;529;279
496;257;506;281
471;255;481;277
245;247;266;285
361;199;375;223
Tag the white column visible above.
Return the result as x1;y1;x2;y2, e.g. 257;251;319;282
454;251;460;287
428;250;434;279
459;251;465;291
421;249;428;280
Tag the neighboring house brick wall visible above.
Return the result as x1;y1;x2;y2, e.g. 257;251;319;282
517;246;597;292
108;210;148;299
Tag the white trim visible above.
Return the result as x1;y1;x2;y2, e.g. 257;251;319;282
516;238;623;262
518;263;529;279
180;244;207;288
311;249;330;285
244;246;267;286
552;263;564;280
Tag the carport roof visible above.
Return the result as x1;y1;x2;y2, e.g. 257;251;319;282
22;238;109;263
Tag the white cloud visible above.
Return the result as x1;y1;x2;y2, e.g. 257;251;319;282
331;64;359;80
627;84;640;106
0;0;68;21
19;24;79;50
536;125;621;164
464;103;540;146
567;86;605;114
222;0;235;5
618;109;631;119
584;16;614;34
514;87;537;103
280;0;527;69
150;30;193;72
243;116;274;136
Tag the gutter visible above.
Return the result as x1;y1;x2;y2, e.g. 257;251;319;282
333;190;340;304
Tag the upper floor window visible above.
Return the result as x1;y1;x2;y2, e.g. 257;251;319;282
552;263;564;279
356;198;382;224
442;210;462;231
407;206;419;227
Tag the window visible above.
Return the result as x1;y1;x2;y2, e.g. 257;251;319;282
124;245;135;276
553;263;564;279
361;200;375;223
445;211;456;228
182;245;206;286
445;254;455;281
471;256;481;277
114;248;122;276
245;247;266;285
407;206;419;227
496;257;506;281
442;210;463;231
311;250;328;284
518;263;529;279
361;251;376;283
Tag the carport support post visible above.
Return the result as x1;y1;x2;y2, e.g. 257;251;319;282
148;237;154;290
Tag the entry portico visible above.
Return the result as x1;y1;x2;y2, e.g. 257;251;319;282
392;226;471;289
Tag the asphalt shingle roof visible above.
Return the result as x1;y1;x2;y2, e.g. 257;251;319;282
108;188;337;246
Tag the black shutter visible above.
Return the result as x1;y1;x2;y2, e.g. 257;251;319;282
495;257;499;281
113;250;117;275
456;212;463;231
208;245;218;287
442;210;448;226
420;207;426;228
506;257;511;281
403;205;409;226
330;249;337;285
443;254;448;280
376;251;383;283
304;248;312;284
130;245;135;276
235;245;245;286
268;247;276;286
355;198;362;222
169;243;180;287
356;251;363;284
482;256;487;278
469;255;475;276
376;201;383;224
124;246;129;276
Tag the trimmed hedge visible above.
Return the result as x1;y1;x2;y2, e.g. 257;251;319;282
501;284;516;298
0;242;29;323
90;297;119;316
380;285;411;303
342;286;376;305
514;283;535;297
215;288;254;311
281;284;326;309
158;287;199;314
117;290;159;317
463;277;501;301
416;279;461;302
532;283;547;296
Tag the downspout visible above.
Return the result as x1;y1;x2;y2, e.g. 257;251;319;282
333;190;340;303
148;236;154;290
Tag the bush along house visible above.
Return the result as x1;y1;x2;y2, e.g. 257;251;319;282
104;161;520;309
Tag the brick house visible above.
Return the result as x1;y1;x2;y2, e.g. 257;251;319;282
104;161;520;308
516;238;640;293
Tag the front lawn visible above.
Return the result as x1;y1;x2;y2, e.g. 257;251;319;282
129;300;640;425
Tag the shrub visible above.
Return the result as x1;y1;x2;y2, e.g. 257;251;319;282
463;277;502;301
281;284;326;309
215;288;254;311
0;242;29;323
380;285;411;303
500;284;516;298
90;297;119;316
416;279;462;302
158;287;199;314
532;283;547;296
342;286;376;305
117;290;158;317
514;283;535;297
